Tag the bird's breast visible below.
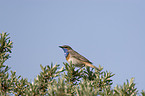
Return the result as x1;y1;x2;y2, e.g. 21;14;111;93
67;56;84;67
66;53;70;61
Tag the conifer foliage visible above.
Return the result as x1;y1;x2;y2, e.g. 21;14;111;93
0;32;144;96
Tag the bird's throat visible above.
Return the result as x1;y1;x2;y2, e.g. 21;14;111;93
62;48;69;57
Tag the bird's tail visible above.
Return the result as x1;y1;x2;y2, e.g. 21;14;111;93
84;62;100;71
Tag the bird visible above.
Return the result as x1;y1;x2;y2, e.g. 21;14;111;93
59;45;100;71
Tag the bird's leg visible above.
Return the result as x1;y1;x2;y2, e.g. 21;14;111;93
78;65;85;71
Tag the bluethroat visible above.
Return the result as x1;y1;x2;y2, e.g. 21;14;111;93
59;45;100;71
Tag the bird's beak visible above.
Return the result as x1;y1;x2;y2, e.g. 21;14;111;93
59;46;63;48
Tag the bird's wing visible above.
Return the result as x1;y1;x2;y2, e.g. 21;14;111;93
68;50;93;64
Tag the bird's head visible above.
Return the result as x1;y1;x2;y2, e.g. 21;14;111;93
59;45;72;50
59;45;72;57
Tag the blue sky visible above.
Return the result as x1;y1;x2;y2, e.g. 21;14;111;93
0;0;145;92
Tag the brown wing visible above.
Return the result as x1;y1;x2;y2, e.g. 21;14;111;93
68;49;93;64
